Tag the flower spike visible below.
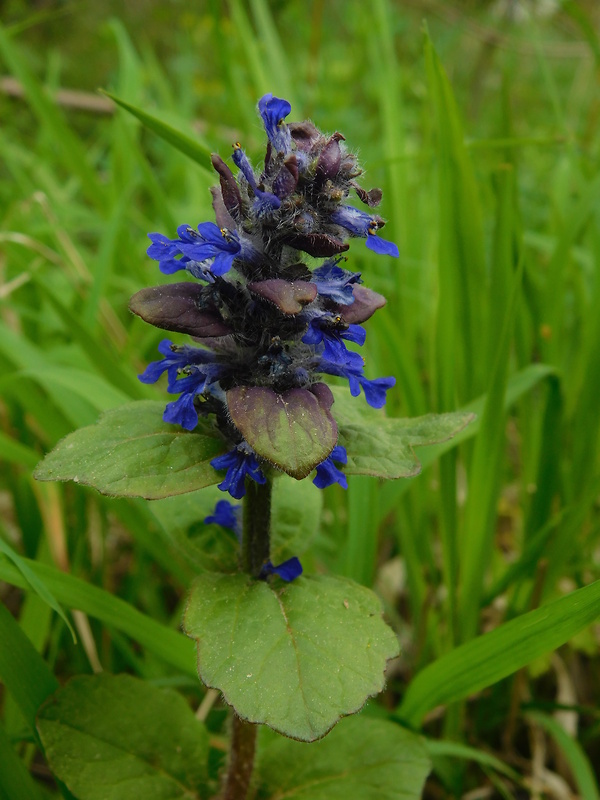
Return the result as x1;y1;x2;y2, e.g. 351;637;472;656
135;94;398;493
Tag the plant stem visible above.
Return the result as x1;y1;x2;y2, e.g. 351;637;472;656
242;477;272;577
222;478;273;798
223;714;258;800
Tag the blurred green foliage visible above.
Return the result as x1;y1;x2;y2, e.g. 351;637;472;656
1;1;600;796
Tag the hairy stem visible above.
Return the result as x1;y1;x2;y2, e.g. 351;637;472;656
222;714;258;800
242;477;272;577
222;478;273;798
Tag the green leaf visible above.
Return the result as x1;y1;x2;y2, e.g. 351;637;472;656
151;484;240;573
269;476;323;564
227;384;338;479
255;717;430;799
102;90;213;174
398;580;600;728
332;387;474;479
37;674;211;800
150;475;322;573
34;401;226;499
184;573;399;741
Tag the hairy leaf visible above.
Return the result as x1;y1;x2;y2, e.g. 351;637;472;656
332;387;475;479
37;674;210;800
255;717;430;799
184;573;398;741
227;384;337;479
34;401;225;499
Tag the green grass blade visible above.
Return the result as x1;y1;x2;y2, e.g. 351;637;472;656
0;432;38;469
228;0;270;100
397;580;600;728
340;476;379;586
102;90;213;176
542;171;600;366
380;363;557;516
0;557;196;678
82;188;132;326
562;0;600;64
0;721;44;800
458;252;523;643
0;534;75;641
424;739;521;782
526;711;599;800
0;602;59;735
425;27;487;402
249;0;297;109
369;0;407;316
33;280;147;401
0;23;107;212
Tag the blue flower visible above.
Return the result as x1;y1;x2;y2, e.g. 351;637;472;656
139;340;225;430
204;499;242;540
313;445;348;490
351;374;396;408
253;188;282;217
318;353;395;409
311;261;362;305
258;94;292;154
138;340;215;385
330;205;399;258
176;222;241;276
163;385;201;430
210;445;267;500
147;223;240;278
232;144;282;217
146;233;185;274
232;144;257;187
163;369;208;430
302;315;366;363
138;96;398;503
147;232;211;280
365;233;400;258
260;556;303;582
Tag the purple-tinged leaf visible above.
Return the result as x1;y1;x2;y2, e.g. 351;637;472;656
129;285;232;338
287;232;349;258
248;279;317;315
210;186;236;230
353;184;383;208
273;155;299;199
210;153;242;220
338;285;387;324
288;120;322;152
226;383;338;478
316;132;344;182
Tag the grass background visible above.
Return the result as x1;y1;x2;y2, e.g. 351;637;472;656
1;0;600;796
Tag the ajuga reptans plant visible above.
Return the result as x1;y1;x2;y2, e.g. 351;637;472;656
34;92;470;799
131;94;399;580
